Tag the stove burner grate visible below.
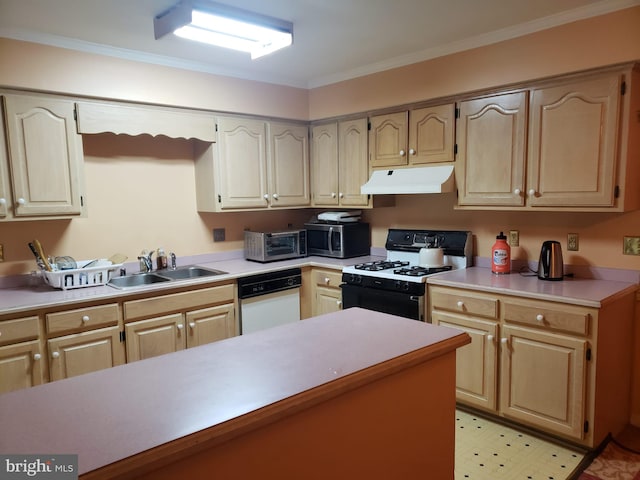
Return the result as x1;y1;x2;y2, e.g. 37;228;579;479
354;260;409;271
393;265;453;277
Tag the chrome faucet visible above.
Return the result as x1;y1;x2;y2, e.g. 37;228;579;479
170;252;177;270
138;250;154;273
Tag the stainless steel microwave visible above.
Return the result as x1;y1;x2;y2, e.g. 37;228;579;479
244;229;307;263
304;222;370;258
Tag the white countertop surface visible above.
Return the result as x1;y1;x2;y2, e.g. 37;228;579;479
426;267;638;307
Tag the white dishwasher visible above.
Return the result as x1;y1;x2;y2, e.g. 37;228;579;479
237;268;301;334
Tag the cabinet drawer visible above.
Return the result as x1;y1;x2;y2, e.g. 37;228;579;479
47;303;119;336
313;269;343;288
0;316;40;346
430;287;498;319
124;284;235;322
502;299;591;335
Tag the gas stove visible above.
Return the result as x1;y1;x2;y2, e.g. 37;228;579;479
341;229;472;321
342;229;472;286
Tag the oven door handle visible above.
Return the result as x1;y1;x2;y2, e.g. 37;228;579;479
328;227;334;254
409;295;421;302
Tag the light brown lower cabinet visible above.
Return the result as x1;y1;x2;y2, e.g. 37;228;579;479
123;283;237;362
428;284;635;448
311;268;343;317
0;338;44;394
45;303;125;382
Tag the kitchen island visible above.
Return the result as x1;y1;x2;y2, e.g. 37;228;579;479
0;307;470;479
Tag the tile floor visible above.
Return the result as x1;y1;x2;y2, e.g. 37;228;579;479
455;409;587;480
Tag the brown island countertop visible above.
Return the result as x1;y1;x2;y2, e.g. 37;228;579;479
0;307;470;479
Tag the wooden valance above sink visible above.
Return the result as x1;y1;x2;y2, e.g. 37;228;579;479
76;101;217;142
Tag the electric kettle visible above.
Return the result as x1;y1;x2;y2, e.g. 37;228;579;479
538;240;564;281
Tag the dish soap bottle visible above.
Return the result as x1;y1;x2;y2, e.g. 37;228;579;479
491;232;511;274
156;248;168;270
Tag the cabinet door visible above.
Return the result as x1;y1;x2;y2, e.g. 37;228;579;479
500;324;587;440
409;104;455;165
3;95;84;217
125;313;186;362
48;326;125;381
311;123;339;206
314;286;343;316
267;122;310;207
456;92;528;206
432;312;498;411
528;74;621;207
0;341;44;394
369;112;408;168
0;111;10;219
216;117;268;209
186;304;236;348
339;118;370;207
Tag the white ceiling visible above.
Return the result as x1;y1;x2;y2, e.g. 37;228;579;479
1;0;638;89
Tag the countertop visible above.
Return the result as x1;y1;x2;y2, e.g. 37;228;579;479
426;266;639;307
0;307;469;476
0;254;384;316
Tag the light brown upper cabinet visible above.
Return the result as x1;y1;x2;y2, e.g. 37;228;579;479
456;66;640;211
456;91;528;207
2;94;85;219
311;118;369;207
368;104;456;169
195;116;309;211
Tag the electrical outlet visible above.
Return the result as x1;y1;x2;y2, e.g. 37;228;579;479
623;236;640;255
509;230;519;247
567;233;579;251
213;228;226;242
0;243;3;262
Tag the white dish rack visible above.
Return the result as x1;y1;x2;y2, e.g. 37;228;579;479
42;260;123;290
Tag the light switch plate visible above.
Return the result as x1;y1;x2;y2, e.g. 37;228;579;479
213;228;226;242
623;236;640;255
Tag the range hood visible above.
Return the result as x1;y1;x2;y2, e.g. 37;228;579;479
360;165;455;195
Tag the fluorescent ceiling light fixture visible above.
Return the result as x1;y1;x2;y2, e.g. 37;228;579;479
154;1;293;59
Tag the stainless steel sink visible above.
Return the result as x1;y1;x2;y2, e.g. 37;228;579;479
107;265;227;289
156;266;227;280
108;273;172;289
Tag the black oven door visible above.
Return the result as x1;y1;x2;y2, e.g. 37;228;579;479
340;284;424;321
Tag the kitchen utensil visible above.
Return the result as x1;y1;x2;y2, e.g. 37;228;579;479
538;240;564;281
54;256;77;270
419;247;444;267
108;253;128;265
32;239;52;271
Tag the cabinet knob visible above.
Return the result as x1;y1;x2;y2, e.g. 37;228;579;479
189;322;196;329
339;192;344;198
81;315;90;323
528;189;536;197
33;353;42;361
399;149;406;157
177;324;184;330
487;335;494;342
500;337;508;345
514;188;521;195
536;314;544;322
0;198;5;205
272;193;279;200
456;301;464;309
409;148;416;156
337;300;342;307
324;277;330;285
52;351;60;359
263;194;269;200
17;197;26;205
331;192;336;198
